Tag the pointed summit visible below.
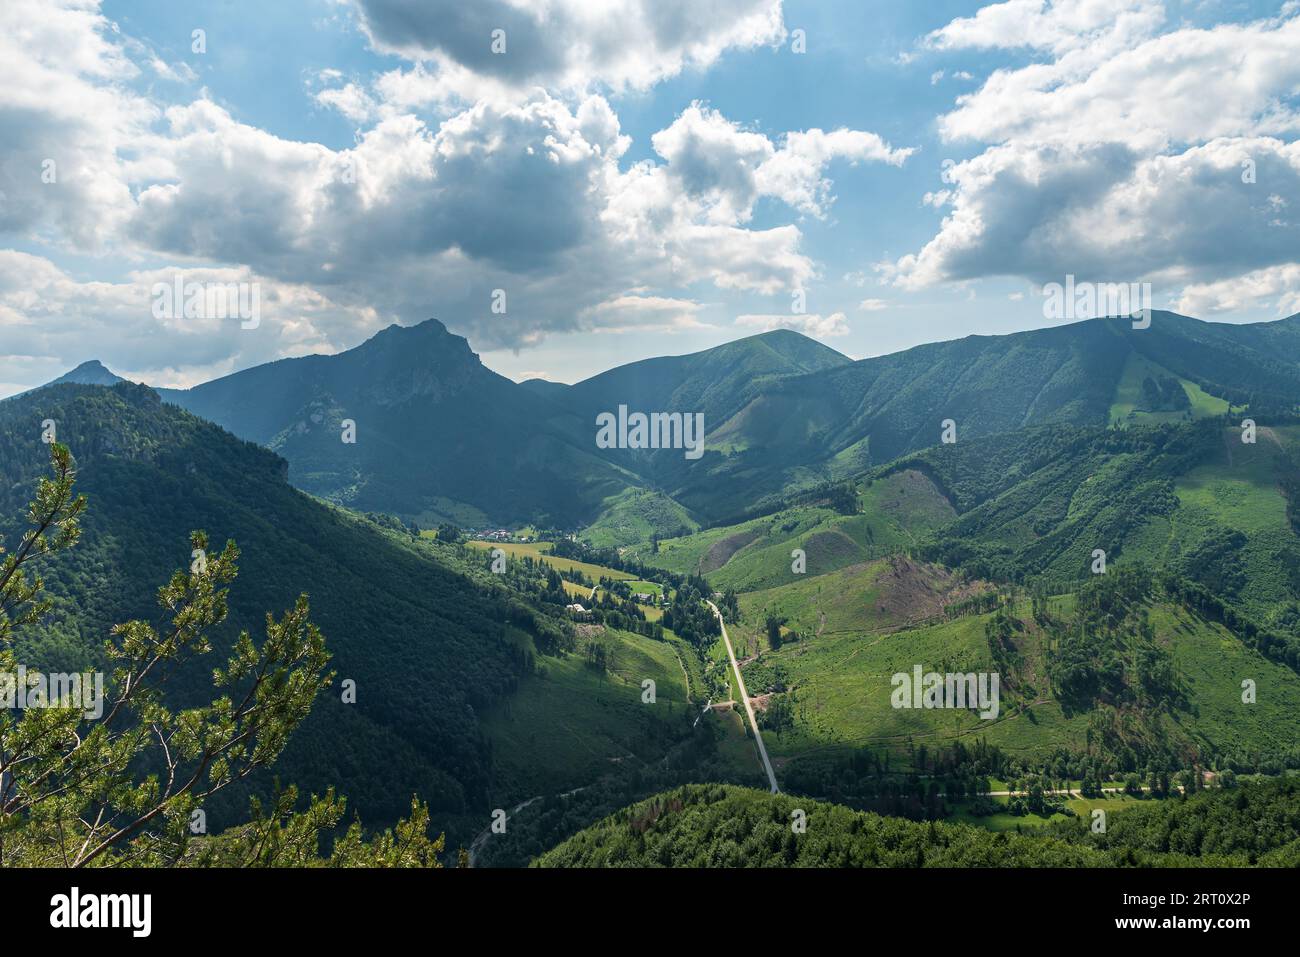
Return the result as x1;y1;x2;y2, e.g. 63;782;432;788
46;360;126;387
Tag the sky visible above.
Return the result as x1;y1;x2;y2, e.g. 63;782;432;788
1;0;1299;397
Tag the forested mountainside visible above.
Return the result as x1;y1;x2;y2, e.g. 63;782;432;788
535;779;1300;867
0;383;555;834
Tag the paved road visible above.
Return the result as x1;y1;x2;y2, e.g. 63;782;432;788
707;600;779;794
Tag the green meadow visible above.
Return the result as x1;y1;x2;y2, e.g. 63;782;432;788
481;626;691;801
1108;352;1231;427
634;469;954;593
949;791;1151;832
466;539;636;583
580;487;700;549
729;582;1300;771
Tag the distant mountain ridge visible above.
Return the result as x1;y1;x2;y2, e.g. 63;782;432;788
105;319;852;528
30;310;1300;532
538;328;851;426
655;311;1300;521
152;319;642;527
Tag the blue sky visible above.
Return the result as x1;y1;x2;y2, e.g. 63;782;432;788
2;0;1299;395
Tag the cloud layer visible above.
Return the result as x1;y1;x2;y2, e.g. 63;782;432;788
891;1;1300;316
350;0;787;98
1;0;915;386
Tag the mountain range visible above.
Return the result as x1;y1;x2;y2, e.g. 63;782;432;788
29;310;1300;541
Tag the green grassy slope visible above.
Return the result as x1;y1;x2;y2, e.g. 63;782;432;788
633;469;954;592
1108;351;1231;426
904;420;1300;621
580;487;700;549
481;626;692;798
725;566;1300;779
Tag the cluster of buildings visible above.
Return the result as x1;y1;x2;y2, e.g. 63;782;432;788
473;528;528;543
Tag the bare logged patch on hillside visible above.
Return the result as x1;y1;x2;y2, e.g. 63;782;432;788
873;555;989;627
702;526;766;572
